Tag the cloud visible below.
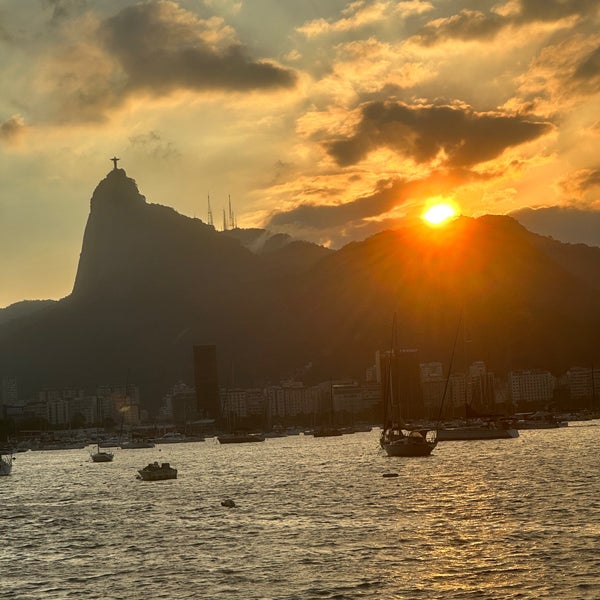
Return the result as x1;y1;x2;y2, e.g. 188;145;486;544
559;167;600;197
266;171;468;232
511;205;600;247
414;0;598;45
43;0;87;23
32;0;298;124
416;10;506;45
0;115;26;145
572;45;600;81
100;0;297;95
297;0;433;39
322;101;553;168
128;131;181;160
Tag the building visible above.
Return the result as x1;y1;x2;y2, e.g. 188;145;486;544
567;366;600;402
170;382;199;425
264;381;319;424
193;345;220;419
509;369;556;407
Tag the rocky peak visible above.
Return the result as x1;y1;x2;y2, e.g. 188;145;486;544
90;168;146;213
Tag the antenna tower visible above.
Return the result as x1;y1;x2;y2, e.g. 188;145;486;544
207;194;214;227
228;195;236;230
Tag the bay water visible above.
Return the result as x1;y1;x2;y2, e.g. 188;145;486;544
1;423;599;599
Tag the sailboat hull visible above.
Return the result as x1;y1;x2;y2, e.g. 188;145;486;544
383;441;436;457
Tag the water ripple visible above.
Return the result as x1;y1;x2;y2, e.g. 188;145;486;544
1;425;599;598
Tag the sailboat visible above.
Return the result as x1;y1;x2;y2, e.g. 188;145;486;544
90;444;114;462
435;312;519;441
379;318;437;457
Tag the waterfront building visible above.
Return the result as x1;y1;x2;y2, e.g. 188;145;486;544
509;369;556;407
264;381;319;424
567;366;600;402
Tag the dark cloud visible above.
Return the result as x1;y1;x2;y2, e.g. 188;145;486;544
518;0;597;22
44;0;87;23
267;171;468;231
323;101;553;168
416;10;506;45
511;205;600;247
559;167;600;195
100;0;297;95
128;131;180;160
415;1;597;45
0;115;25;144
572;46;600;81
268;181;403;230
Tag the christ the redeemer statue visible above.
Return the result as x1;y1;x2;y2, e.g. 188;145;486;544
110;156;120;169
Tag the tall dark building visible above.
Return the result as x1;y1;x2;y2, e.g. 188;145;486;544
193;345;220;419
397;348;424;419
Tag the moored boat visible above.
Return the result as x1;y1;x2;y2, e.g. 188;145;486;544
91;445;114;462
436;423;519;441
312;427;343;437
380;426;438;457
379;317;437;457
137;461;177;481
514;411;567;429
217;433;265;444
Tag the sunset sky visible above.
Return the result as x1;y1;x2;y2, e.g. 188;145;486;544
1;0;599;307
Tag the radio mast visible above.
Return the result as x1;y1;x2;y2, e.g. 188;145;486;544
207;194;214;227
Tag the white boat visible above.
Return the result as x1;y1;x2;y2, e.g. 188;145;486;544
0;451;13;476
437;423;519;441
514;411;567;429
137;461;177;481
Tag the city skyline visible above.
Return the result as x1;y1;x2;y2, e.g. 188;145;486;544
1;1;599;307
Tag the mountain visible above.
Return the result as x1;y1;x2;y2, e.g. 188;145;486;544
0;300;56;326
1;167;600;411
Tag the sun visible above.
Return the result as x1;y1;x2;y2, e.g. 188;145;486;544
422;202;457;226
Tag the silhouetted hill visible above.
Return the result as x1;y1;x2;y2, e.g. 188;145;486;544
0;300;56;325
1;168;600;412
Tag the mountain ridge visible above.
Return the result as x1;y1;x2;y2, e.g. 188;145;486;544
2;169;599;411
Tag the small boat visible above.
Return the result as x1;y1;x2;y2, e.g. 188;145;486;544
152;432;205;444
380;426;437;456
437;422;519;440
312;427;343;437
217;433;266;444
0;450;13;476
91;446;114;462
514;411;567;429
137;461;177;481
120;440;155;449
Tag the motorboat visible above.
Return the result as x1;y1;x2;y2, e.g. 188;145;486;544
137;461;177;481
